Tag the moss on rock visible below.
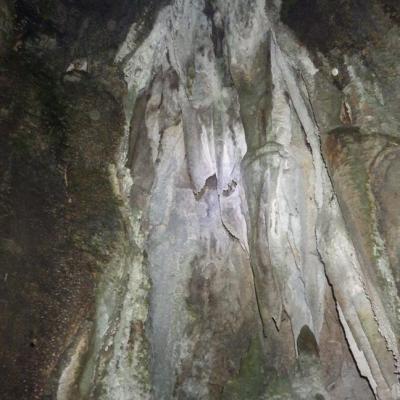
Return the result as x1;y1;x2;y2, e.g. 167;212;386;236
222;336;267;400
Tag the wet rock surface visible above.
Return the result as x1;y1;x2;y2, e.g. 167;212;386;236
1;0;400;399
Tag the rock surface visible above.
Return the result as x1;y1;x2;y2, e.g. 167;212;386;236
1;0;400;399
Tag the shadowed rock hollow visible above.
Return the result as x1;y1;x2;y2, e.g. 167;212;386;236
1;0;400;399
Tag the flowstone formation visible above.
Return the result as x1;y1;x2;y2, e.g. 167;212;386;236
1;0;400;399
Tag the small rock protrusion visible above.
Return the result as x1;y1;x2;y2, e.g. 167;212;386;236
340;100;353;125
63;58;89;82
107;20;116;31
66;58;88;73
89;110;101;121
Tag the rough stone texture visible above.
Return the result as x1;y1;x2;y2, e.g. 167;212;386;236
1;0;400;399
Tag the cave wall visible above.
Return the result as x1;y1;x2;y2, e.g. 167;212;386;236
1;0;400;399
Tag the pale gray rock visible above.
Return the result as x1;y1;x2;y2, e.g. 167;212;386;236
44;1;400;399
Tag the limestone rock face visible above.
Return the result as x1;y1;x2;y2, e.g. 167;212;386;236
1;0;400;399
